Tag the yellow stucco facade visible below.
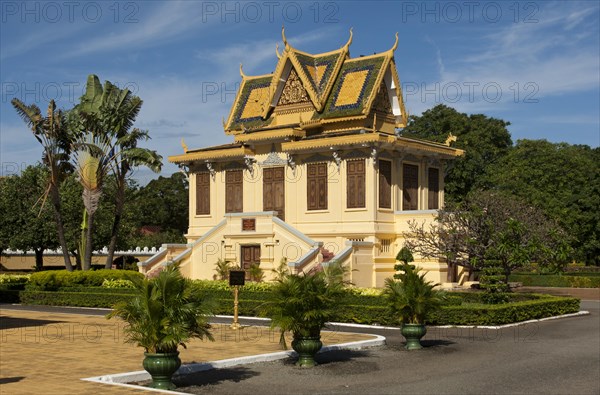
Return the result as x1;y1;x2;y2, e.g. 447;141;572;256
142;30;464;287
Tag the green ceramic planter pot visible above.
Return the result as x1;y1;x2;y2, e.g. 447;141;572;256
291;335;323;367
401;323;427;350
143;351;181;390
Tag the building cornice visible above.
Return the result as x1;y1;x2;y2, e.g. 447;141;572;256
169;146;255;164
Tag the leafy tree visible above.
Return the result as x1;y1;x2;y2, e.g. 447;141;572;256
401;104;512;201
405;190;571;283
11;99;74;270
0;165;59;270
486;140;600;265
133;173;189;234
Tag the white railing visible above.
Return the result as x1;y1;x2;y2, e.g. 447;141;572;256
2;246;164;256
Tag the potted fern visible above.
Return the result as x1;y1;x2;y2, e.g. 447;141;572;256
107;265;214;389
266;271;343;367
384;247;443;350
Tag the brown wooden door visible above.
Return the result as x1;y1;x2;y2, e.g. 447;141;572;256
241;245;261;279
263;167;285;221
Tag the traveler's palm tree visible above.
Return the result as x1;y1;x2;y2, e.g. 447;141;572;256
11;99;74;271
73;75;162;269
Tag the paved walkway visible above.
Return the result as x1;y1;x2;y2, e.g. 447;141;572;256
0;306;374;394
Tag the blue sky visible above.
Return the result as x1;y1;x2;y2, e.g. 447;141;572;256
1;1;598;184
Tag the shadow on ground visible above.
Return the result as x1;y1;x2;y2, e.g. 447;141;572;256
0;316;65;330
0;377;25;384
174;367;259;387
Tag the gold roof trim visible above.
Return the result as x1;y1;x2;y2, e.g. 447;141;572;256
281;133;393;152
320;114;368;124
280;133;464;157
234;128;306;143
169;146;254;163
389;59;408;127
397;137;464;157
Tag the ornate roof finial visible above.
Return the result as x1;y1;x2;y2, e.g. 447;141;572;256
239;63;246;78
390;32;399;53
445;133;457;146
275;43;282;59
181;138;188;153
343;28;353;50
282;25;290;49
222;117;227;129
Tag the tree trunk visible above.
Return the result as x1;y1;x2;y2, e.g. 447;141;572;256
34;248;44;271
72;250;82;271
105;177;126;268
49;183;73;271
83;212;95;271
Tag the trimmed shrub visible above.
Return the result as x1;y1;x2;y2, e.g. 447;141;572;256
0;274;30;285
510;274;600;288
27;270;144;290
102;279;135;289
428;295;580;325
19;290;135;307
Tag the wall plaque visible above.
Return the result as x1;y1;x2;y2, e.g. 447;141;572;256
242;218;256;231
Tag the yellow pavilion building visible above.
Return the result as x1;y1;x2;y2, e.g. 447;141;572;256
140;30;464;287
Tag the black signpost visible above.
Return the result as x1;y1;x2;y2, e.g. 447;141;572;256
229;271;245;286
229;271;245;329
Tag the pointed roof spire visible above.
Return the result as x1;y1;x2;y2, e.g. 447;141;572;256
343;28;353;50
282;25;290;50
390;32;399;53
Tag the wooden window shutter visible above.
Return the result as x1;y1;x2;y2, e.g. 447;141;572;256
347;159;365;209
307;163;328;210
196;172;210;215
402;164;419;211
428;167;440;210
378;160;392;209
263;167;285;221
226;170;243;213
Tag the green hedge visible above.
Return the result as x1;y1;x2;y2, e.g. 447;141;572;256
428;295;580;325
27;270;144;290
18;290;135;308
7;285;581;326
510;274;600;288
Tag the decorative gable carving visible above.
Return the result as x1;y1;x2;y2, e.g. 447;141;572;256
277;68;311;106
372;80;393;115
260;151;288;166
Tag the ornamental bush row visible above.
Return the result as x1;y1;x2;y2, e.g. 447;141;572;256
510;274;600;288
6;287;580;326
26;269;143;290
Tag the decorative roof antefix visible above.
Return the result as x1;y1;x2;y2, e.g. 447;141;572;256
224;29;409;134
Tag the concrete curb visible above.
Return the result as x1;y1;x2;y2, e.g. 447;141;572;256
215;311;591;331
82;333;386;394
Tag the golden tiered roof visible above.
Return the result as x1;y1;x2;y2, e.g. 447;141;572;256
169;30;464;164
224;28;407;135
